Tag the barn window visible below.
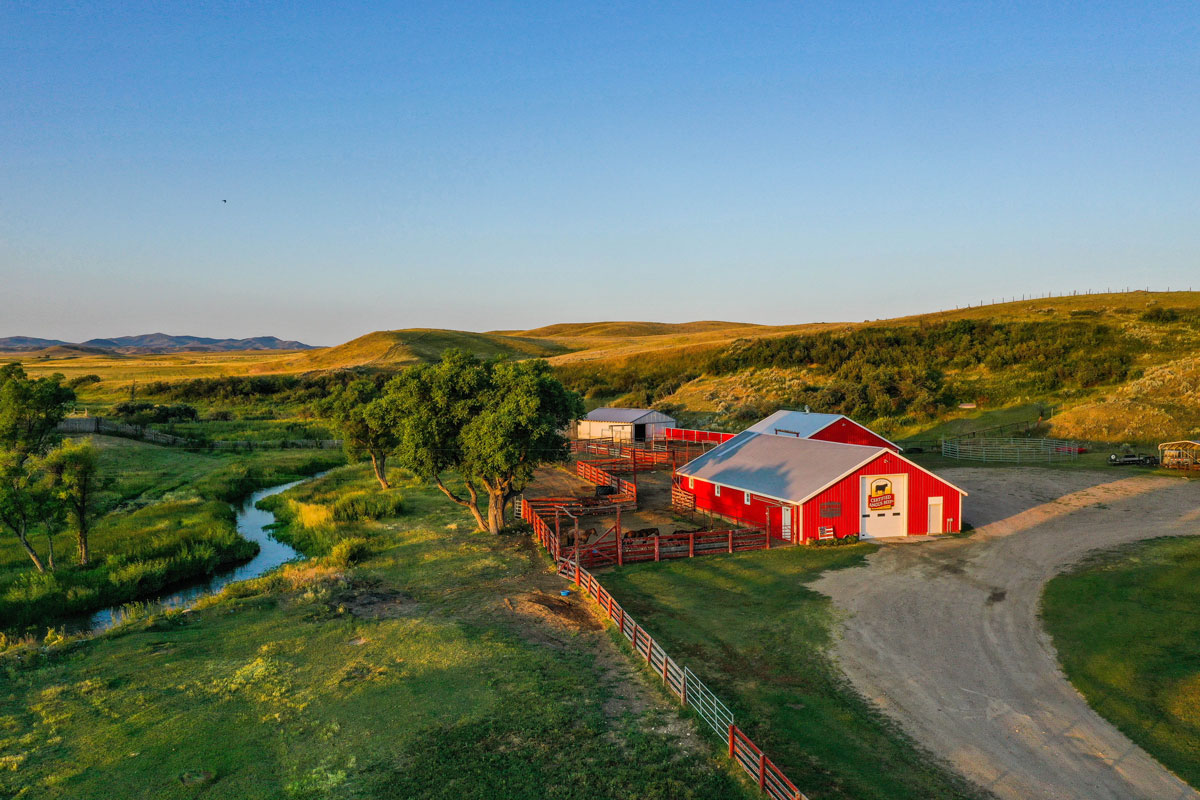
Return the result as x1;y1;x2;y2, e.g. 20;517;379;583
744;491;752;505
714;484;721;497
688;477;694;490
819;501;841;519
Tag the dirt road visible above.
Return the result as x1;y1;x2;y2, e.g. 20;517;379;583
811;468;1200;800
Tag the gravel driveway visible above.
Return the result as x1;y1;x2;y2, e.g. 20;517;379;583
811;468;1200;800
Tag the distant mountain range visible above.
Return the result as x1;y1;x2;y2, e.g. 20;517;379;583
0;334;316;354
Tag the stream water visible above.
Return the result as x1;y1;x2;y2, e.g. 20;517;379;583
69;476;314;635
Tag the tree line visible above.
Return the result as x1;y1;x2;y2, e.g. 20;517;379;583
320;350;583;534
0;365;100;573
554;319;1146;423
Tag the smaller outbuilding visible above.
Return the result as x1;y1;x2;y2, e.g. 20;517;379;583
573;407;677;443
1159;440;1200;470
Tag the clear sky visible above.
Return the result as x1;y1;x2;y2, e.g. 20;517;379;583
2;2;1197;345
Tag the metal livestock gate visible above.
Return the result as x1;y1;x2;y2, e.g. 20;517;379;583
942;436;1082;463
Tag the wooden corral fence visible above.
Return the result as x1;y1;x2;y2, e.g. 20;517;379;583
573;527;773;569
57;416;342;450
575;460;638;505
559;558;809;800
572;439;674;469
941;436;1082;463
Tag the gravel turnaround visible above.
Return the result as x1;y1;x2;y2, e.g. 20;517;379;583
811;468;1200;800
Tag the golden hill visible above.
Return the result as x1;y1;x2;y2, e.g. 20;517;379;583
273;329;569;372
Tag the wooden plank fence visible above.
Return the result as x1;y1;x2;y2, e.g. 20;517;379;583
57;416;342;450
575;460;637;506
556;554;808;800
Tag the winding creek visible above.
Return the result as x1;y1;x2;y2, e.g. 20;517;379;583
70;476;315;635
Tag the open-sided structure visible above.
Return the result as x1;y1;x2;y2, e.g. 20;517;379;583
1160;440;1200;470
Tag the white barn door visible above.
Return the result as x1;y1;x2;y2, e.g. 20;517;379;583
860;474;907;538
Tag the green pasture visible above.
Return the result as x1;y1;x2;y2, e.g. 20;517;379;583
599;546;990;800
1043;536;1200;789
0;468;755;800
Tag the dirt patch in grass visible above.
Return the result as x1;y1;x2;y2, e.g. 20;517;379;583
504;591;603;632
340;587;419;620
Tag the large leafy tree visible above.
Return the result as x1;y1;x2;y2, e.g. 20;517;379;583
0;364;75;571
387;350;583;533
41;438;101;566
318;379;398;489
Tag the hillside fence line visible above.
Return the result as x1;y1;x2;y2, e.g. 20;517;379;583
518;492;808;799
57;416;342;450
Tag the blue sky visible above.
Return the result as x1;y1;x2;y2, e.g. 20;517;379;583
2;2;1197;345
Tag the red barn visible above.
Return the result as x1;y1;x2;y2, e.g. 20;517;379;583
744;409;901;451
674;421;965;542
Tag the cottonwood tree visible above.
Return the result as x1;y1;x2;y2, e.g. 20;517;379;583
386;350;583;533
319;379;397;489
0;364;75;571
42;438;101;566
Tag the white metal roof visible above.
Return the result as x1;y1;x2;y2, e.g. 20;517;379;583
583;407;676;425
744;409;901;450
745;410;844;438
677;431;966;504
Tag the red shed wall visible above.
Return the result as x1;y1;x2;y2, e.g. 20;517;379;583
800;451;962;540
681;476;793;539
808;418;899;451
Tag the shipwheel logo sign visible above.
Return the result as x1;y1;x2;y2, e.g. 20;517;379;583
867;478;895;511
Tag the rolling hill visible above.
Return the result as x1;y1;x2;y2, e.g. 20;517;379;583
13;291;1199;444
273;328;570;372
0;333;314;354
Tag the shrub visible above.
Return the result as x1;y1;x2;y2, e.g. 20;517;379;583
67;374;102;389
330;491;404;522
329;537;370;567
1140;307;1181;323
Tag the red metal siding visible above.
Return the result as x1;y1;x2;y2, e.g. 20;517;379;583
683;477;792;539
808;418;899;451
800;451;962;540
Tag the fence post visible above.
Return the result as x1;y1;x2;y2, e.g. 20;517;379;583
662;654;669;684
728;529;733;553
618;534;624;567
654;535;660;562
689;532;695;557
680;668;687;706
759;752;766;789
728;724;735;758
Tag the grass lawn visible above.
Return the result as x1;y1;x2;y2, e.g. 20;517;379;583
598;546;990;800
0;436;344;632
0;468;756;800
1042;536;1200;789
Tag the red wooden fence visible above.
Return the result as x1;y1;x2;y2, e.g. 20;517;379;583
663;427;737;444
575;460;637;505
569;527;772;569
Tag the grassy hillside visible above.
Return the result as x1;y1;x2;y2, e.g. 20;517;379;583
258;328;568;371
550;292;1200;443
505;320;760;338
13;291;1200;443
